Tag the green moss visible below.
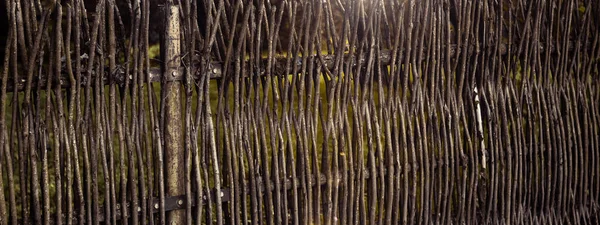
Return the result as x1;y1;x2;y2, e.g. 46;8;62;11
148;44;161;60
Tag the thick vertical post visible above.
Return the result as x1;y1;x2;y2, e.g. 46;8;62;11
164;3;185;225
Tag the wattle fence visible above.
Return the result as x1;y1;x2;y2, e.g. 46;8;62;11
0;0;599;224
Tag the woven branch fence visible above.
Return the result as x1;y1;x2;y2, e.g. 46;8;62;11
0;0;599;224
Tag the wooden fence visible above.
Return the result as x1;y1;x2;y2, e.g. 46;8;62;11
0;0;599;224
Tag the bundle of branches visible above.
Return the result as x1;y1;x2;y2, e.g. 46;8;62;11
0;0;599;225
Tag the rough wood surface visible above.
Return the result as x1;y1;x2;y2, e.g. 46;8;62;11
0;0;599;225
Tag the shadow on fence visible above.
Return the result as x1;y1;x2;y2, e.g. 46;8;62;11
0;0;599;224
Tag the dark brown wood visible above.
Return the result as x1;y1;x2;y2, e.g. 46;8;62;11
2;1;599;225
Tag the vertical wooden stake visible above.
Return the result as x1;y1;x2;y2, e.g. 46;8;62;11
164;3;185;225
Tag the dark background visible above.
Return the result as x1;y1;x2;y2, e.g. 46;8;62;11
0;0;8;63
0;0;166;66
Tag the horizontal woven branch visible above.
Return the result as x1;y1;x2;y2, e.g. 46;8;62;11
2;40;588;92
